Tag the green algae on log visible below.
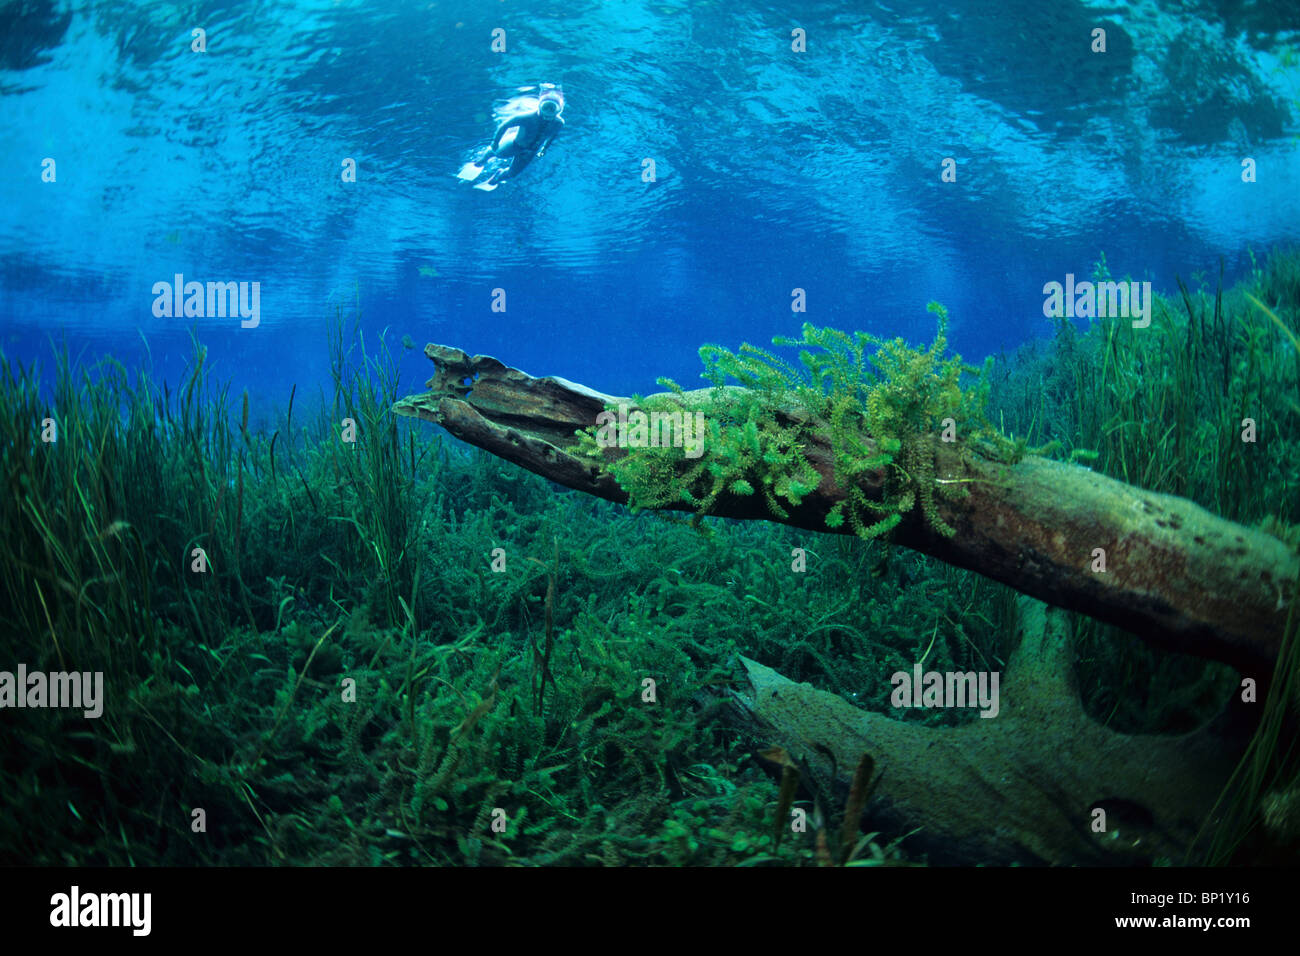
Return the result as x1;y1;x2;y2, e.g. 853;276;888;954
394;343;1298;671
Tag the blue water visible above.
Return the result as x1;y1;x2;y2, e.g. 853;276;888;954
2;0;1298;408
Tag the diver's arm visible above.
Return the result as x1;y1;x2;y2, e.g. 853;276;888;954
488;121;512;151
491;117;523;151
535;118;564;156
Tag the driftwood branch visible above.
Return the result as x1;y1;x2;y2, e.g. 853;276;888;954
724;597;1245;865
394;344;1298;670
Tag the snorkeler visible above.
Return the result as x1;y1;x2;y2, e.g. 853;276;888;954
457;87;565;191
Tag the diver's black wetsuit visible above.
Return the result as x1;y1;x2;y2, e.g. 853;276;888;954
487;111;564;182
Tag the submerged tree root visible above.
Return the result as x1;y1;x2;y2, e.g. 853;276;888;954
726;596;1247;865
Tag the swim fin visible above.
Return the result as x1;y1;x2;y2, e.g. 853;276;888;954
457;161;485;181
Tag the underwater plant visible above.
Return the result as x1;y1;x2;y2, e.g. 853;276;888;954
6;248;1296;868
577;303;1005;541
986;246;1300;862
0;318;845;867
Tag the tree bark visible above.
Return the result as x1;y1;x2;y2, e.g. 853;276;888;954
394;343;1298;671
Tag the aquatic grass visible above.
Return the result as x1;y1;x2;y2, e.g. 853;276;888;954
0;322;840;866
990;246;1300;860
0;316;443;862
7;247;1296;867
999;250;1300;526
321;293;430;631
0;338;254;863
1193;290;1300;865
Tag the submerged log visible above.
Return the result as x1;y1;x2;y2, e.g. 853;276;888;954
393;343;1298;670
724;596;1245;865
